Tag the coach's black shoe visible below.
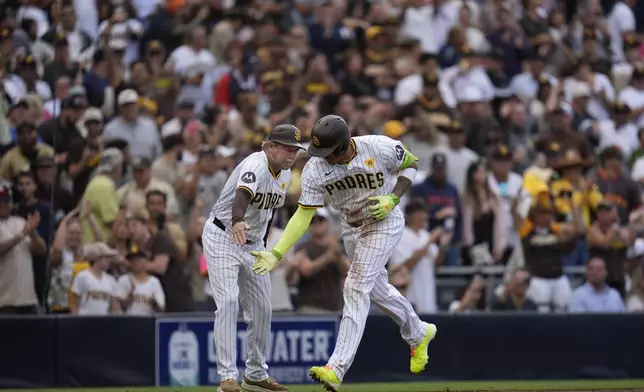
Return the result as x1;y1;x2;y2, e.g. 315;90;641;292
218;378;242;392
241;376;288;391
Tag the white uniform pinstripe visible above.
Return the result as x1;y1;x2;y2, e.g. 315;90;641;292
203;151;291;382
299;136;428;381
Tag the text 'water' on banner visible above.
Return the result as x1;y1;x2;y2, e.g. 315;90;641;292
155;316;339;387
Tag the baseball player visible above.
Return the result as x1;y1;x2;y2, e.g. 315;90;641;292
203;124;303;392
251;115;438;392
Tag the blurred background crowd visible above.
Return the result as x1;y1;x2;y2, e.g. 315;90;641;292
2;0;644;317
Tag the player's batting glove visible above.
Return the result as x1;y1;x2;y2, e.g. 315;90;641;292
367;194;400;220
250;250;281;275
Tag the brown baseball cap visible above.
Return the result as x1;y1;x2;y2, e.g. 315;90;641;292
267;124;305;149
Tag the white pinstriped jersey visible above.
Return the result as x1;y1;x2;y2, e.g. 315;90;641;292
299;135;407;225
210;152;291;243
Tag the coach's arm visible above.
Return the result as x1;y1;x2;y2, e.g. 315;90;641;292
251;206;317;275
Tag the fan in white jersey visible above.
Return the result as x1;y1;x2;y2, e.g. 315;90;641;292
251;115;438;392
116;246;165;315
70;242;119;315
202;124;304;392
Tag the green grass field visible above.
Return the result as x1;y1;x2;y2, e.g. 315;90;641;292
7;380;644;392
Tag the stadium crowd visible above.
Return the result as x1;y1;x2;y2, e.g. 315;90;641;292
1;0;644;316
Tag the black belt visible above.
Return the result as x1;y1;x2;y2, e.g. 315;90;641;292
213;217;252;245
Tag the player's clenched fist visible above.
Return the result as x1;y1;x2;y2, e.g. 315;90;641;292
231;222;251;245
367;194;400;220
250;250;280;275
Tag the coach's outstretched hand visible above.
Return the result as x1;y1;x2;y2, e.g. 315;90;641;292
251;250;280;275
367;194;400;220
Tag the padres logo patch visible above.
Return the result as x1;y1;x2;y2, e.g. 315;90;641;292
312;136;320;146
365;158;375;168
295;130;301;141
281;182;286;189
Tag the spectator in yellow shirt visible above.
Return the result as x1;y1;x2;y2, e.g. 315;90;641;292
550;149;603;227
82;148;123;242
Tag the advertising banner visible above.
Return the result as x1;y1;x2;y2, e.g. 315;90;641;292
156;316;339;386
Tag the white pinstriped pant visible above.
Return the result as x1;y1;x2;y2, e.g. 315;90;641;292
202;219;272;382
328;209;427;381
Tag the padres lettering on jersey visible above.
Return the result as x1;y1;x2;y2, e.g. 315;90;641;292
210;152;291;243
299;136;406;224
324;172;385;195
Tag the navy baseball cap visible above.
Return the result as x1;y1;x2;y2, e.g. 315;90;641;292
431;153;447;168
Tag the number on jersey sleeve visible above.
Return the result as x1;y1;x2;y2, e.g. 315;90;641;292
377;136;417;171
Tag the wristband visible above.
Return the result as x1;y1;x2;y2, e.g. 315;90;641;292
271;249;283;260
400;167;418;182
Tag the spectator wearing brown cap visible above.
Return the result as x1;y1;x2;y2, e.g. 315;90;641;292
117;156;180;219
550;149;603;228
0;183;46;315
520;192;578;313
126;212;193;312
0;122;54;181
534;104;595;167
82;148;124;242
70;242;119;315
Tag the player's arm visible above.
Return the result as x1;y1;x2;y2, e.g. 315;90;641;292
368;138;419;220
232;161;261;244
251;205;317;275
252;163;323;274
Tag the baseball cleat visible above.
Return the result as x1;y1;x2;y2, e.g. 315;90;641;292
241;376;288;391
309;365;341;392
218;378;242;392
410;323;438;374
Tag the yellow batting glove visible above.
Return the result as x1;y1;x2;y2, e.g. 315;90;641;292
250;250;281;275
367;194;400;220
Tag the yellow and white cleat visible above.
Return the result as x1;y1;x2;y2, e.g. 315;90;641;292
309;365;341;392
410;323;438;374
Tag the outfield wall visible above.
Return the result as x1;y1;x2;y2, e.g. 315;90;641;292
0;313;643;388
